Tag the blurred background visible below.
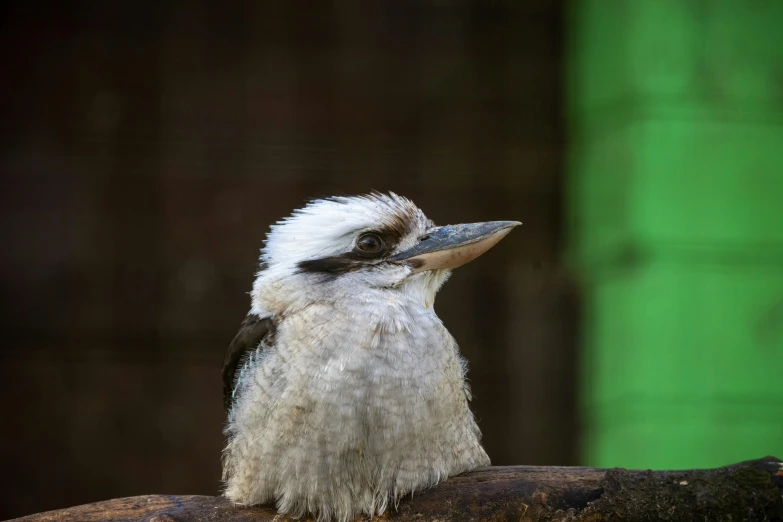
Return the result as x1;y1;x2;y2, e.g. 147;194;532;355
0;0;781;519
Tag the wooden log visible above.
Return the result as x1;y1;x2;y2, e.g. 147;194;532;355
14;456;783;521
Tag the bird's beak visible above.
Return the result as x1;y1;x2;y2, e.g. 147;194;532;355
391;221;521;273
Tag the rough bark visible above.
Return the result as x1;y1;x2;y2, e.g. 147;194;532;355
13;456;783;522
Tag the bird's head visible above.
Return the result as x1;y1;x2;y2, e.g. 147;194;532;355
251;192;519;313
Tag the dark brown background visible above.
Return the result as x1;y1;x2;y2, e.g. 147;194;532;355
0;1;576;519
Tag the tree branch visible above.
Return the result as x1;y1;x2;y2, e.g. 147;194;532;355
15;456;783;521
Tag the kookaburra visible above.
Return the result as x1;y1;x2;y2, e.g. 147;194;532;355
222;192;519;521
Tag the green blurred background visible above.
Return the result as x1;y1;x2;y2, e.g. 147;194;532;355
1;0;781;518
568;0;783;469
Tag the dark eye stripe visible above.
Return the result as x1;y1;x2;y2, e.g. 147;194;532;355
296;225;405;277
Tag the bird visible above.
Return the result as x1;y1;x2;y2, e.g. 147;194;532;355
221;192;520;522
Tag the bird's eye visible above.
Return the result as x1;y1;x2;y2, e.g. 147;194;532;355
355;233;385;256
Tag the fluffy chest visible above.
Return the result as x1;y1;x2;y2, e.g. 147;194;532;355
224;299;489;515
273;302;465;423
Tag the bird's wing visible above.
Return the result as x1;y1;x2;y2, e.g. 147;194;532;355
222;313;275;412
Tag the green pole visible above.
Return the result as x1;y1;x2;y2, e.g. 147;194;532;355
567;0;783;469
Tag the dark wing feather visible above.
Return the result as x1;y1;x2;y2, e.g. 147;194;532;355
222;314;274;412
